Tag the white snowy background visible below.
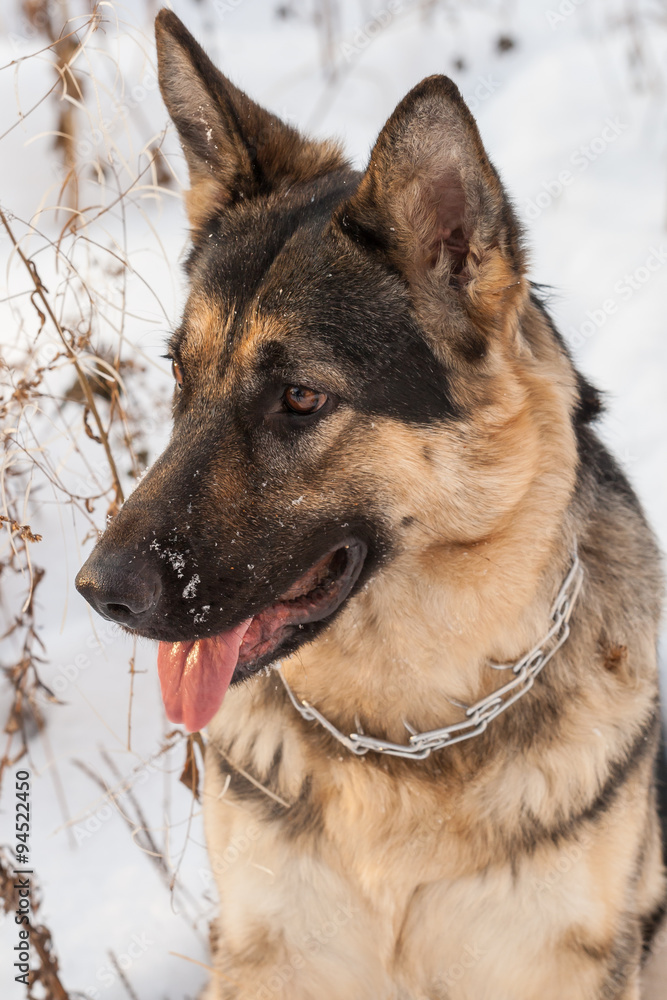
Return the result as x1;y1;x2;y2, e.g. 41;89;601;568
0;1;666;997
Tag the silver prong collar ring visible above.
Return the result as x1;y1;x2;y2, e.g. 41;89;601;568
275;547;584;761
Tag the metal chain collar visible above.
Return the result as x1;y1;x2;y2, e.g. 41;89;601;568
275;547;584;761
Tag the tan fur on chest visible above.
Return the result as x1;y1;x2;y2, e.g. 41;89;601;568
203;606;663;1000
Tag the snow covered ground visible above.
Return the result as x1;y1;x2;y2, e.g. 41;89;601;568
0;1;666;997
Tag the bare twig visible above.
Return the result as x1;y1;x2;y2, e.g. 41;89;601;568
216;746;291;810
0;207;125;512
108;951;141;1000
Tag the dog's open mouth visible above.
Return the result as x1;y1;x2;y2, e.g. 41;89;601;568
157;539;366;731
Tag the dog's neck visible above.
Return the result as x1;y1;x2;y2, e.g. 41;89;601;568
280;485;578;743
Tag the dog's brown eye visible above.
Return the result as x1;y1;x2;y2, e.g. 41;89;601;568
171;358;184;388
284;386;327;415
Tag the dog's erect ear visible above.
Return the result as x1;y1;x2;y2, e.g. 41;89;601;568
334;76;525;336
155;10;348;235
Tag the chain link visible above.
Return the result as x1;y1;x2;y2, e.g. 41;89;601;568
276;547;584;760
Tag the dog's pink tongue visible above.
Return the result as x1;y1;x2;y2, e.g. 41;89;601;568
157;619;252;732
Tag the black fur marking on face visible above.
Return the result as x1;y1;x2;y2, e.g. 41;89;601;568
336;209;393;259
184;171;356;293
180;177;459;427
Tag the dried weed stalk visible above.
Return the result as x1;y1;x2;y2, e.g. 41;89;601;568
0;847;70;999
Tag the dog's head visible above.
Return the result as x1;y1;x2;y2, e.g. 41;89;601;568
76;11;586;730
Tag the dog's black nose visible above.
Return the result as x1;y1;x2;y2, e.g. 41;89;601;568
75;552;161;627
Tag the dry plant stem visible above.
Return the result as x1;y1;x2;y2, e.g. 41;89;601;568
72;757;165;870
0;77;60;142
0;208;125;511
22;0;93;220
126;637;142;751
72;752;204;918
0;20;94;72
108;951;141;1000
216;746;291;810
51;738;181;838
105;745;205;916
317;0;338;80
0;563;51;792
100;748;164;862
0;851;70;1000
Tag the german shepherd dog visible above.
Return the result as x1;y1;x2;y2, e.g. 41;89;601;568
76;10;667;998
